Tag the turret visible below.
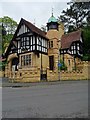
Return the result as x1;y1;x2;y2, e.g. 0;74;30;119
47;12;59;31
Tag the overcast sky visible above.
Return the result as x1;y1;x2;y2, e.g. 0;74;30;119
0;1;70;28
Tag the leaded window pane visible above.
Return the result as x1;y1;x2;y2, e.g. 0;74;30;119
21;54;31;66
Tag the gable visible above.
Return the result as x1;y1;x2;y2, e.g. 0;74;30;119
17;24;30;36
5;18;49;58
61;30;81;49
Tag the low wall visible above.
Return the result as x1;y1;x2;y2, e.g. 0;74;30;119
61;71;85;80
3;61;90;82
47;69;58;81
0;71;5;78
8;67;41;83
61;61;90;80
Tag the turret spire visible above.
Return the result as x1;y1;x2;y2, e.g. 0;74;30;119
52;7;53;17
33;18;36;25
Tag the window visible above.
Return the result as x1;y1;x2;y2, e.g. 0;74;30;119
74;45;75;49
51;41;53;48
64;50;66;53
49;41;53;48
72;50;74;54
21;56;23;66
45;40;47;47
49;41;50;48
49;24;57;30
21;37;25;47
33;36;35;44
21;54;31;66
26;37;29;45
31;37;32;45
21;37;30;48
68;60;70;66
36;37;48;53
77;43;79;50
60;50;62;54
74;50;76;54
21;38;23;47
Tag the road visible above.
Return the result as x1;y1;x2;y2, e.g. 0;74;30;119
1;80;88;118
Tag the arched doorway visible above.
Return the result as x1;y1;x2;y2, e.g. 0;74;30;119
11;58;19;72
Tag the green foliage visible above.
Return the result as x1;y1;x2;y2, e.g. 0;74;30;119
58;60;67;71
82;26;90;61
0;60;7;71
0;16;17;34
82;54;90;61
0;16;17;53
58;1;90;61
2;34;13;53
58;2;90;32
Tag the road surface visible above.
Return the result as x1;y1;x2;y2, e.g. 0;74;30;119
1;80;88;118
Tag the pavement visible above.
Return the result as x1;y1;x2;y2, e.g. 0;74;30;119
0;77;89;87
1;79;89;118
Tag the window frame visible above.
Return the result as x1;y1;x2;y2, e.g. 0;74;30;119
21;54;31;67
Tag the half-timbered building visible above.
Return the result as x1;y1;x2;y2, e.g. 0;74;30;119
60;30;83;71
4;14;83;82
5;18;50;81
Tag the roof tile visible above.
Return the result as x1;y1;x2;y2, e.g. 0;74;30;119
22;18;48;39
61;30;81;49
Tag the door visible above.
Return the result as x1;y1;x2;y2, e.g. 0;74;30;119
41;69;47;81
12;58;19;71
49;56;54;70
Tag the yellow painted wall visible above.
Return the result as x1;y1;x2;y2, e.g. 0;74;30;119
46;23;64;71
61;54;83;72
19;52;49;69
0;71;4;77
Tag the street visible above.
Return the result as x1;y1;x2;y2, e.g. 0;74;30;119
2;80;88;118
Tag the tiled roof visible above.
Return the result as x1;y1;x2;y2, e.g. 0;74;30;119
5;18;48;57
22;18;48;39
61;30;81;49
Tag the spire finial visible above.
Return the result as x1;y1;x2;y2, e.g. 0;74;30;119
33;19;36;25
52;7;53;16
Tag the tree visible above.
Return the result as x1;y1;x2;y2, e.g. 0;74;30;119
58;1;90;61
58;1;90;32
0;16;17;53
0;16;17;34
82;26;90;61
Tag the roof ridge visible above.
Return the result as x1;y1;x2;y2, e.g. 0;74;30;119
62;30;81;37
61;30;82;49
21;18;46;35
